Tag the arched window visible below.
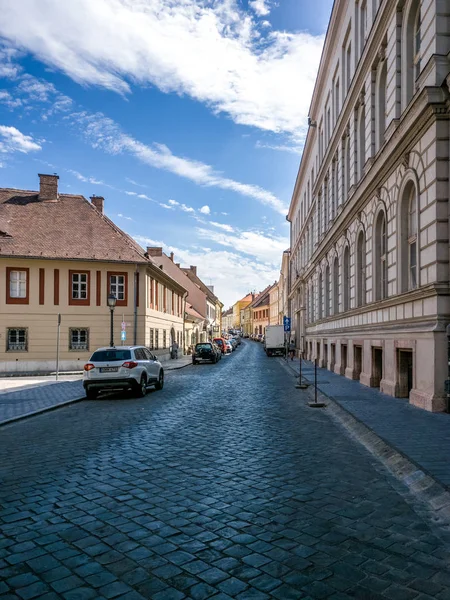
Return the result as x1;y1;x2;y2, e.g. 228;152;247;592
358;104;366;180
331;159;336;219
333;256;339;314
375;211;388;300
404;0;421;107
317;193;322;239
356;231;366;306
325;264;330;317
400;181;418;292
375;58;387;152
343;246;350;311
318;272;323;319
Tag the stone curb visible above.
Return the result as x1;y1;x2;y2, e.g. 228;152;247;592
0;361;192;428
281;359;450;529
0;395;85;428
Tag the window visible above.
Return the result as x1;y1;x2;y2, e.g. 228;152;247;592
358;102;366;180
149;328;154;349
356;231;366;306
7;328;27;351
325;265;331;317
163;329;167;348
375;57;387;152
69;271;90;305
333;257;339;314
6;268;29;304
343;246;350;311
318;272;323;319
155;329;159;350
400;181;418;292
375;211;388;300
404;0;421;107
108;272;127;306
69;328;89;351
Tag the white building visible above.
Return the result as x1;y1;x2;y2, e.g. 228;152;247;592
288;0;450;411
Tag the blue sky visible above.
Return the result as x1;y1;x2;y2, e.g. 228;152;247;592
0;0;333;308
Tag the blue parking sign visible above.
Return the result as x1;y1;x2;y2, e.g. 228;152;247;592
121;331;126;341
283;316;291;332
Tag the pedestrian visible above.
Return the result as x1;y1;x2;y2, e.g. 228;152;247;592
288;339;296;361
171;340;179;360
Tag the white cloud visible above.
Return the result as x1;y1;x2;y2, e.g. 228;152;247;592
199;205;210;215
0;90;22;109
118;213;133;220
0;125;41;154
133;234;280;308
0;0;324;139
125;177;147;188
180;203;195;213
72;111;287;214
67;168;104;185
249;0;272;17
160;203;174;210
168;199;179;206
196;226;288;263
209;221;234;232
255;140;303;154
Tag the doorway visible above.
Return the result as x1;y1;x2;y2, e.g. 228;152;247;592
372;347;383;387
341;344;348;373
330;344;336;371
397;349;413;397
354;345;362;379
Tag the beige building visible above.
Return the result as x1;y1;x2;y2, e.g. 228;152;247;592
232;293;253;330
221;308;233;332
288;0;450;411
278;250;290;327
182;267;223;338
269;281;280;325
0;174;187;372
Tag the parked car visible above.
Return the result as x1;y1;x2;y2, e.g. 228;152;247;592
83;346;164;399
192;342;221;364
213;337;228;354
225;341;233;354
229;338;238;350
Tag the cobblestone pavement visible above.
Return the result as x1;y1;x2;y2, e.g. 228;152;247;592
0;356;191;426
1;341;450;600
290;360;450;489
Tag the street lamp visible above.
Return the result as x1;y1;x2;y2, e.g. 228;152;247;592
107;293;117;347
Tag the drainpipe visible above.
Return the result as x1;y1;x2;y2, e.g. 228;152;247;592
133;265;139;345
182;291;188;354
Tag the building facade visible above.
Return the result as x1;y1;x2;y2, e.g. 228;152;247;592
0;175;186;372
288;0;450;411
269;282;280;325
232;293;253;330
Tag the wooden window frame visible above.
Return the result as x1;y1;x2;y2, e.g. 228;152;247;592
7;327;28;352
68;270;91;306
39;268;45;305
69;327;89;351
107;271;128;307
54;269;60;305
6;267;30;305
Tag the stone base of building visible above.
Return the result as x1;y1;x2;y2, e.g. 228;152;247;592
380;378;396;396
345;366;360;380
409;389;446;413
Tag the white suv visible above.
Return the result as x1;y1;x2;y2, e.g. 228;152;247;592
83;346;164;399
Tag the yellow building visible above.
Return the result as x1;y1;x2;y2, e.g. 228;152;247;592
232;293;253;329
249;284;276;336
0;174;188;373
269;282;280;326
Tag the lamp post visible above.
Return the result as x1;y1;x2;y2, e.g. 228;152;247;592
107;293;117;347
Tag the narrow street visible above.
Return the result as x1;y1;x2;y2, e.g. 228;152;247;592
1;341;450;600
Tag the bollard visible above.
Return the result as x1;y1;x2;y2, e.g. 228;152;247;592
295;352;308;389
308;357;326;408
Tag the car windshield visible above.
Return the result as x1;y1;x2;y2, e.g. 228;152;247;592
214;340;224;346
196;344;212;350
90;349;132;362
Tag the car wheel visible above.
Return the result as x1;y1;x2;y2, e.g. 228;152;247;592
192;359;197;365
86;388;98;400
155;370;164;390
135;374;147;397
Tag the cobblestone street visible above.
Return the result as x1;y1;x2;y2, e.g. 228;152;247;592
1;341;450;600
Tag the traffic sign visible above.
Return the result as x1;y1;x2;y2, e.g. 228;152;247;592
121;322;126;331
121;331;126;341
283;316;291;332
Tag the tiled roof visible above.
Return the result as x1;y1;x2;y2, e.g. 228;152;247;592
0;188;149;263
186;304;204;320
250;283;276;308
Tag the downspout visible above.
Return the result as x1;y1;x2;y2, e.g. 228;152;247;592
182;291;188;353
133;265;139;345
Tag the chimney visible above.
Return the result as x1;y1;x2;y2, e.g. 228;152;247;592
170;252;174;262
146;247;163;257
190;265;197;276
90;195;104;214
207;285;214;294
176;263;180;267
38;173;59;202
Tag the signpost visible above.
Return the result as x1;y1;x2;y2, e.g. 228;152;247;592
283;316;291;332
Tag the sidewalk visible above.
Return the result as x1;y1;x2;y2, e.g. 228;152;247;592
0;354;191;427
285;358;450;490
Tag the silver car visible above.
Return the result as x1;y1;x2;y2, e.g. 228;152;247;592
83;346;164;399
